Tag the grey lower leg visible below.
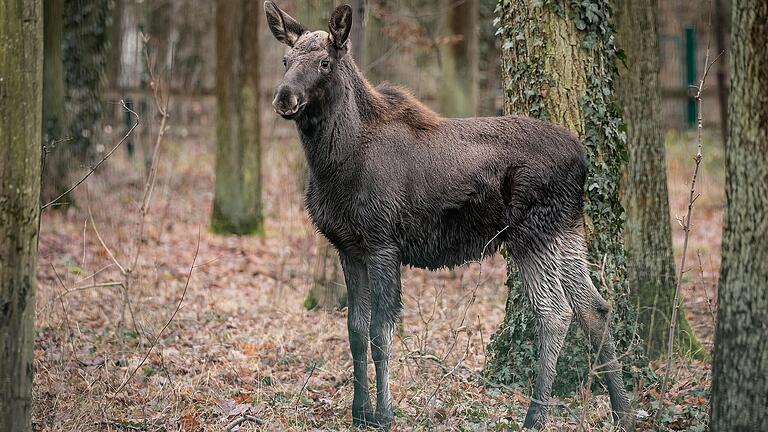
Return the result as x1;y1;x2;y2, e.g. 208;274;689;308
525;313;572;428
579;302;633;429
348;313;373;425
370;316;394;427
511;243;573;429
341;255;374;425
558;230;634;430
367;252;401;430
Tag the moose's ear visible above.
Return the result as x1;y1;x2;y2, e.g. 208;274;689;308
328;4;352;49
264;1;306;47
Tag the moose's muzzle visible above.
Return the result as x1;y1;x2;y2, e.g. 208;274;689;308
272;85;306;119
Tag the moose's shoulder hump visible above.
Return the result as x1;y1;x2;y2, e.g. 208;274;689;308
371;83;440;132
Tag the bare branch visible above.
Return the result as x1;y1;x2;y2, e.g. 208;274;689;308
41;101;140;210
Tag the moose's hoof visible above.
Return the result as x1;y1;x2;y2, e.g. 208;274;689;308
616;412;636;431
352;410;376;428
522;404;547;430
374;412;392;431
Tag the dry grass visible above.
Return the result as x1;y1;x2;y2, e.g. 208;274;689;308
33;119;718;431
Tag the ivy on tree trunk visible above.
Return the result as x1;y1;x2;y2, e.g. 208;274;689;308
485;0;642;394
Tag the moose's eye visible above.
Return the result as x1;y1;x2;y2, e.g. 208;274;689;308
282;57;287;68
320;58;330;70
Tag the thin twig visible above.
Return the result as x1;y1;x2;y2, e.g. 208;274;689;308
88;205;126;275
41;101;140;210
51;264;80;364
295;361;317;409
696;251;717;327
113;227;200;395
223;415;264;431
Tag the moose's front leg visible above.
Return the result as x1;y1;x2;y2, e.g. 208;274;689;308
368;250;402;430
340;254;374;426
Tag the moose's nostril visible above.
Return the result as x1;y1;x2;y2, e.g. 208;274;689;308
272;90;305;117
287;95;299;112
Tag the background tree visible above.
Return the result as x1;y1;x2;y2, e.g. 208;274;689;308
710;0;768;428
486;0;641;392
211;0;264;235
438;0;479;117
350;0;367;67
616;0;703;359
41;0;69;205
63;0;111;161
40;0;111;207
0;0;43;429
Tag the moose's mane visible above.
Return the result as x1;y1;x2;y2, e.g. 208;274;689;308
364;82;441;133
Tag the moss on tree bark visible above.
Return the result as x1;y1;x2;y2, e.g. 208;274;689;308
486;0;642;394
0;0;43;430
709;0;768;429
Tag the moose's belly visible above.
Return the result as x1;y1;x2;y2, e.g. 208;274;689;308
398;200;510;270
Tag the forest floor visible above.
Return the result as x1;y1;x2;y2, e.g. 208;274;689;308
32;120;721;431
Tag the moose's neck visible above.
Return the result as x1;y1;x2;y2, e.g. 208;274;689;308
295;57;376;180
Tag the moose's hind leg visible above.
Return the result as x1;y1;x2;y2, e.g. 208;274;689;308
557;228;634;431
508;237;574;429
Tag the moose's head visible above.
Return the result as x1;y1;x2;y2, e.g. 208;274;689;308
264;2;353;120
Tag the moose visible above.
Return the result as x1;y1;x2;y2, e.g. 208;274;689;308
264;2;634;430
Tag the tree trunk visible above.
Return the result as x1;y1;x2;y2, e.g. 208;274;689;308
104;0;122;90
713;0;729;144
62;0;111;161
350;0;367;66
40;0;70;206
211;0;264;235
145;0;172;74
709;0;768;429
438;0;479;118
296;0;335;31
0;0;43;430
615;0;703;359
304;240;347;311
486;0;641;393
477;0;500;117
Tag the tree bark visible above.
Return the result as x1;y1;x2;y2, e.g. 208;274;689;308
40;0;70;206
304;241;347;311
486;0;641;393
350;0;367;67
0;0;43;430
62;0;111;161
615;0;703;359
713;0;729;144
211;0;264;235
438;0;479;118
710;0;768;429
